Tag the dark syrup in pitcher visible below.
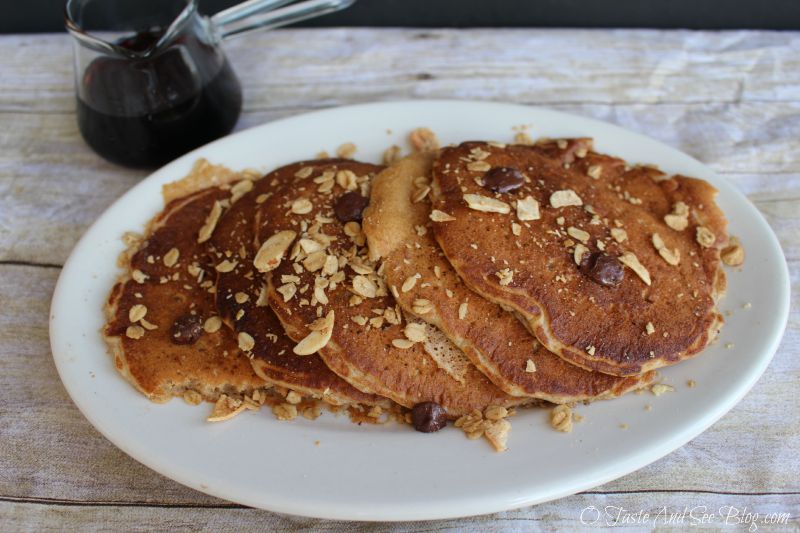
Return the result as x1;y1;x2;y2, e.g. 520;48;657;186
77;28;242;168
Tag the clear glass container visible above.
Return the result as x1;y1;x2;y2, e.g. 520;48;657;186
65;0;355;168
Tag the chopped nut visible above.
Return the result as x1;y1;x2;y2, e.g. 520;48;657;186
285;391;302;405
619;252;651;286
573;243;589;265
290;198;313;215
466;161;491;172
125;325;145;340
454;409;485;439
277;283;297;302
463;193;511;214
208;395;247;422
511;222;522;236
303;251;327;272
412;298;434;314
203;316;222;333
721;237;745;266
567;226;590;243
131;269;148;284
664;202;690;231
412;185;431;203
163;247;180;267
516;196;540;221
234;292;249;304
293;311;335;355
652;233;680;265
401;273;420;293
587;165;602;180
352;275;377;298
140;318;158;331
272;403;298;421
646;322;655;335
321;255;339;276
128;304;147;323
253;230;297;272
336;142;357;159
651;383;675;396
484;418;511;452
658;247;680;266
525;359;536;373
696;226;716;248
238;331;255;352
215;260;237;273
409;128;439;152
230;179;254;202
550;404;573;432
314;286;328;305
430;209;456;222
550;189;583;208
404;322;428;343
458;302;468;320
610;227;628;243
197;201;223;243
392;338;414;349
496;268;513;286
484;405;508;421
295;166;314;179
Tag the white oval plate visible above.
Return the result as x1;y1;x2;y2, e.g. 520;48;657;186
50;100;790;521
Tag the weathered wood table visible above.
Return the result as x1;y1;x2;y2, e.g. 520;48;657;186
1;29;798;531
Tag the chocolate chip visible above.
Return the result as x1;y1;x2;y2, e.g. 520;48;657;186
483;167;525;193
580;252;624;287
411;401;448;433
169;314;204;345
334;191;369;222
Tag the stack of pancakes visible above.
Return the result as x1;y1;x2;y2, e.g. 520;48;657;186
104;133;732;451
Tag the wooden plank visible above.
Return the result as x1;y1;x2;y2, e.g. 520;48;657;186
1;263;798;504
1;102;799;265
1;492;797;531
0;27;798;528
1;29;799;113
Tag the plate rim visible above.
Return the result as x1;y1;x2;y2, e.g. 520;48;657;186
49;99;791;521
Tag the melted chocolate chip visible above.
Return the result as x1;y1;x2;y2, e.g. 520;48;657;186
580;252;624;287
334;191;369;222
169;314;204;345
411;401;448;433
483;167;525;193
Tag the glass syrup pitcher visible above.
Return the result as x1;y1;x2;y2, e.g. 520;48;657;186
65;0;355;168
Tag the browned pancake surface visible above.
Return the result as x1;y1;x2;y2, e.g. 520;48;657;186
430;140;727;376
209;160;386;406
256;160;521;417
364;152;652;400
104;187;266;402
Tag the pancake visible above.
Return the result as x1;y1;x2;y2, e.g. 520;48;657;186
255;159;523;417
430;139;727;376
209;159;388;407
363;152;653;401
104;181;268;403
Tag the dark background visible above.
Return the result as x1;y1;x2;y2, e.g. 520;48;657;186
4;0;800;33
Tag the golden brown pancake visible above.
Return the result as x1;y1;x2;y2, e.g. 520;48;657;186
104;184;267;403
209;159;388;406
255;160;523;417
364;152;653;400
430;139;727;376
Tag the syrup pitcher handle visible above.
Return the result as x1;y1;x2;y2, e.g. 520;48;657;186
211;0;356;40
